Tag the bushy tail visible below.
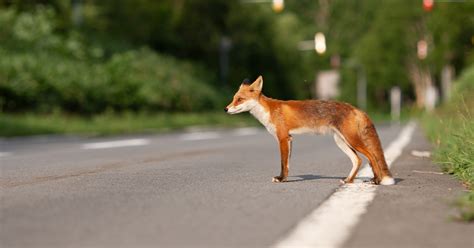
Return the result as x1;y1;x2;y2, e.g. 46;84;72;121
359;116;395;185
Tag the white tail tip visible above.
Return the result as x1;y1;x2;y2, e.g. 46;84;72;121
380;176;396;185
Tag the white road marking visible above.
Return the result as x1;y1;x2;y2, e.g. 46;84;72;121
411;150;431;158
0;152;11;158
232;127;260;136
274;121;416;248
81;139;150;150
412;170;443;175
180;132;220;141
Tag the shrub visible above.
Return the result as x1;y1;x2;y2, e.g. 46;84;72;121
105;49;221;112
0;7;222;114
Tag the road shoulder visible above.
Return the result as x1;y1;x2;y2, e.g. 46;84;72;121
345;126;474;248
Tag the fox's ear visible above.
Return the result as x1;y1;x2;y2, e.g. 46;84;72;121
251;75;263;92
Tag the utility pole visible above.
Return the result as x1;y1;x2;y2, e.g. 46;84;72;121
390;87;401;122
71;0;83;27
219;37;232;87
357;66;367;110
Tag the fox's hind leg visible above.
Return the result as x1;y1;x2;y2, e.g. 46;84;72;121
334;134;362;183
335;110;390;184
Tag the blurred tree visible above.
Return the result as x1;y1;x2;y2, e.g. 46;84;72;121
325;0;380;106
1;0;473;113
354;0;419;109
80;0;313;99
226;3;312;99
427;1;474;72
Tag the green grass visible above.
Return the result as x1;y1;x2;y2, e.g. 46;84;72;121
421;66;474;222
0;112;259;137
0;107;410;138
367;107;416;124
422;103;474;222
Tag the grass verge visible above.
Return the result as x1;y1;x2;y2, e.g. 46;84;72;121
421;66;474;222
0;112;258;137
0;103;411;138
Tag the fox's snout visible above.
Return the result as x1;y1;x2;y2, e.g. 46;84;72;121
224;107;228;113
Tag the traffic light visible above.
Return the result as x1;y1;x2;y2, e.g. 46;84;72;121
423;0;434;12
272;0;284;13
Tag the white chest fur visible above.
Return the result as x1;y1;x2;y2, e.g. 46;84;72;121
250;102;276;138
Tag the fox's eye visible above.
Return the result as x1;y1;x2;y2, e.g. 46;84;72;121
237;97;244;102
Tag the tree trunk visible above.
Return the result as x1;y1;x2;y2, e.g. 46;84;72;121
408;63;433;109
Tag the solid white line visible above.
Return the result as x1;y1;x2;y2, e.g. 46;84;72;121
232;127;260;136
81;139;150;150
274;122;416;248
180;132;220;141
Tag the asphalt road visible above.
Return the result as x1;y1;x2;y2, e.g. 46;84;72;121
1;124;472;247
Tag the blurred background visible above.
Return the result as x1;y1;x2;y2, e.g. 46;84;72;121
0;0;473;136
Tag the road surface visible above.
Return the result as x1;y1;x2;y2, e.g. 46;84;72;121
1;124;472;247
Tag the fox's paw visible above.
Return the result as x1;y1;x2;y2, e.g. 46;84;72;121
371;177;381;185
339;179;352;185
272;176;287;183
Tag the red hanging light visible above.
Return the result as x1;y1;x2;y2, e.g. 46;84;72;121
423;0;434;12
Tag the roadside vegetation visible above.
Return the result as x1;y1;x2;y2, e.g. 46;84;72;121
0;112;258;137
0;1;473;140
0;109;406;138
0;8;223;114
422;66;474;222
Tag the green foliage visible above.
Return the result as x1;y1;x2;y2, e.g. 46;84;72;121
422;65;474;221
326;0;473;110
434;115;474;188
0;7;222;114
353;0;418;108
454;192;474;222
105;49;221;112
85;0;315;99
226;6;312;99
1;1;474;114
427;2;474;72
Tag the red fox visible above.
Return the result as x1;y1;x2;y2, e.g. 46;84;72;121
225;76;395;185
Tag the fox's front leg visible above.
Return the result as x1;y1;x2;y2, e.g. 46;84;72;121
273;135;292;183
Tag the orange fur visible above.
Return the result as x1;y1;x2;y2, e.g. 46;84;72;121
225;76;393;184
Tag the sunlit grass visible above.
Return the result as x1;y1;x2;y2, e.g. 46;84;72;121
421;67;474;222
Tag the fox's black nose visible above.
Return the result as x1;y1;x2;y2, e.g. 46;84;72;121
224;107;228;112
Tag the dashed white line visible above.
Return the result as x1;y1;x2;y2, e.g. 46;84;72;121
180;128;260;141
232;127;260;136
0;152;12;158
179;132;220;141
81;139;150;150
274;121;416;248
81;128;258;148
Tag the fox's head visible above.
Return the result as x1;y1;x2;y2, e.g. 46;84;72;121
225;76;263;114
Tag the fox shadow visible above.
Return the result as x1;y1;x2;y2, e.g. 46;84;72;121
287;174;404;184
286;174;343;183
